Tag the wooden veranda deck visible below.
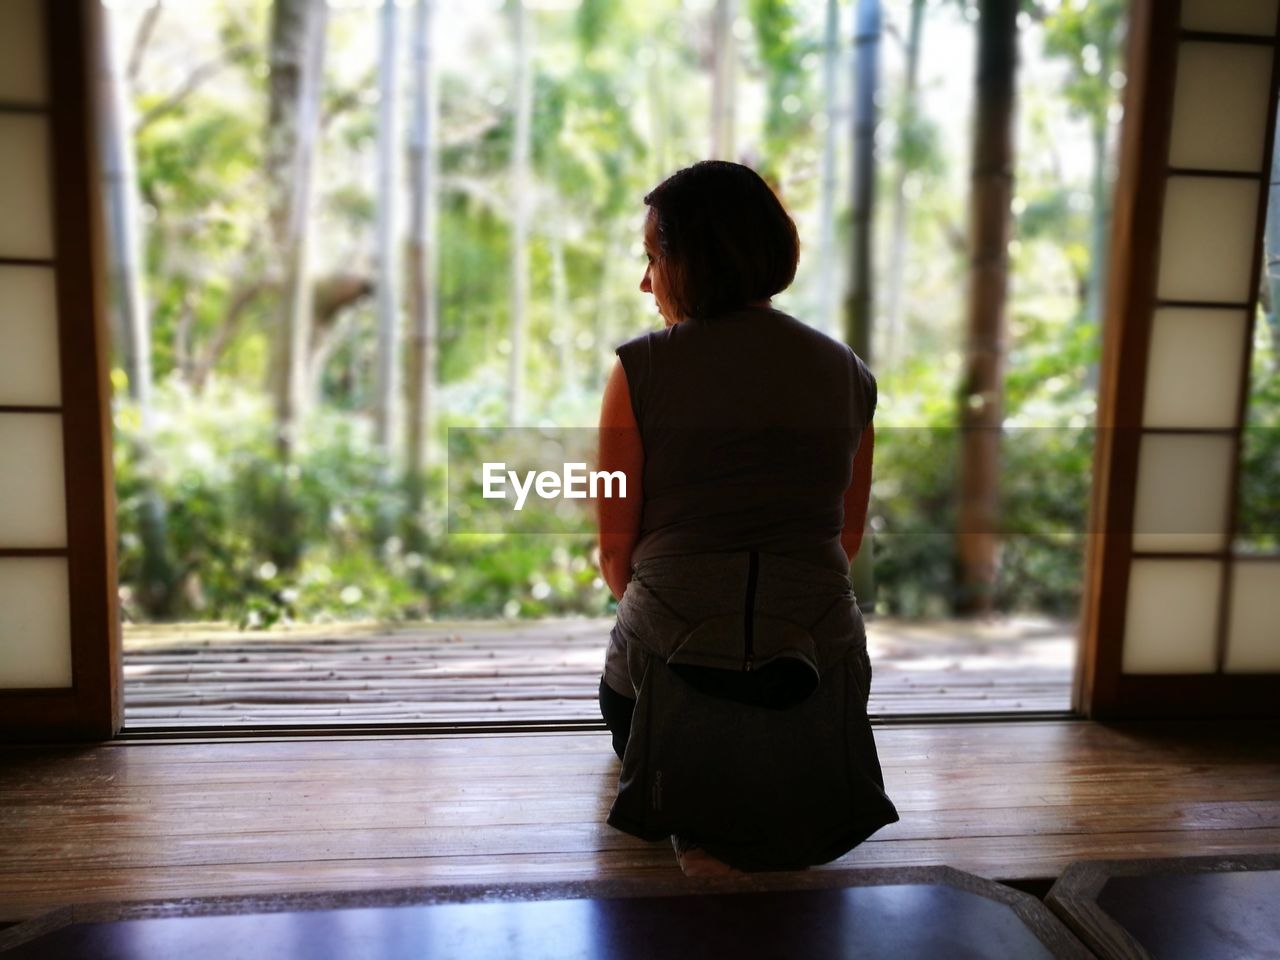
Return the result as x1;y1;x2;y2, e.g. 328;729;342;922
123;616;1077;728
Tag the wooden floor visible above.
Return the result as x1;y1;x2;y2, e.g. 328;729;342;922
123;615;1076;726
2;719;1278;924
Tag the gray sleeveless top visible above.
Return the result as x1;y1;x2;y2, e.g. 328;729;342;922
600;309;897;864
613;304;877;578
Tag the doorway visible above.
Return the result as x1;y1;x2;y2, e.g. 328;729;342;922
100;0;1124;731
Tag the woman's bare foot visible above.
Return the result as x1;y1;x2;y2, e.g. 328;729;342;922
671;835;743;877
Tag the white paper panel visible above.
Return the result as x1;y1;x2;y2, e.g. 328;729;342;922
1156;177;1259;304
0;266;61;407
0;114;54;260
1224;562;1280;671
1181;0;1279;35
0;0;46;105
1169;43;1274;172
1122;559;1221;673
0;557;71;688
1143;308;1246;428
1131;434;1235;553
0;413;66;547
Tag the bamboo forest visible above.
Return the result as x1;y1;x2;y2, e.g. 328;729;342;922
102;0;1279;630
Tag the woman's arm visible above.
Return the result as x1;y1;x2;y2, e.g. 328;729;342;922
596;358;645;601
839;422;874;566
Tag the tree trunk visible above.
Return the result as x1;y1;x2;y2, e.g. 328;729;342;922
265;0;307;251
100;7;152;406
817;0;841;339
845;0;879;360
101;3;175;617
1085;115;1109;327
405;0;438;546
710;0;736;160
266;0;327;465
956;0;1017;617
373;0;401;453
264;0;327;578
884;0;925;368
846;0;880;600
508;0;534;427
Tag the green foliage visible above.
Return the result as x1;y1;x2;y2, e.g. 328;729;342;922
1036;0;1127;122
114;377;613;627
111;0;1188;630
746;0;815;182
893;106;944;182
574;0;617;54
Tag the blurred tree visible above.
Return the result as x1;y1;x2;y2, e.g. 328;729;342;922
102;5;153;407
266;0;329;466
509;0;534;425
846;0;879;362
846;0;880;601
883;0;927;367
405;0;440;557
102;1;176;616
817;0;842;339
956;0;1017;616
1034;0;1125;334
373;0;402;453
711;0;737;160
265;0;328;578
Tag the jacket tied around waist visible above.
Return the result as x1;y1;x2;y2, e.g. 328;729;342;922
605;549;900;871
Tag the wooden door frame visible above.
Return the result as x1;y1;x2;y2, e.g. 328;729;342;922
0;0;121;741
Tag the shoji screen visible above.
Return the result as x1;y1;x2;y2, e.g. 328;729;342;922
0;0;120;739
1081;0;1280;717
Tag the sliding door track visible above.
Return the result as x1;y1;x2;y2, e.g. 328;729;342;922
114;710;1085;741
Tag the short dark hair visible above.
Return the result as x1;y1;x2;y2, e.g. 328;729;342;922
643;161;800;321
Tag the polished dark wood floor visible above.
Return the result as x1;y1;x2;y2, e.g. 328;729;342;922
2;719;1277;924
123;615;1076;727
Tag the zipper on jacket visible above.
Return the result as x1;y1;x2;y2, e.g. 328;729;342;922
744;549;759;671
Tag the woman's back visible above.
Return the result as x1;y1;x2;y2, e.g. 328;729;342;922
598;160;896;874
615;304;878;576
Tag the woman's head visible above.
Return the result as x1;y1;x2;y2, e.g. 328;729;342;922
639;161;800;324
